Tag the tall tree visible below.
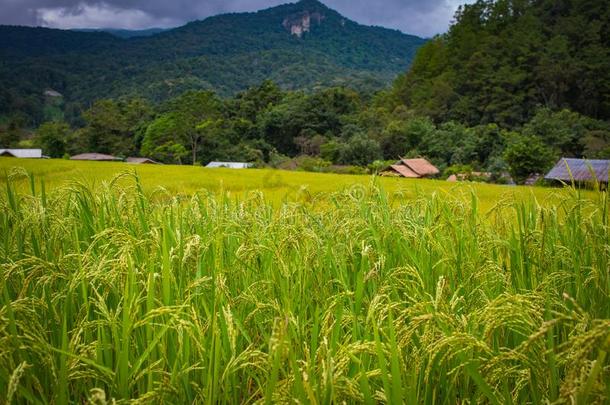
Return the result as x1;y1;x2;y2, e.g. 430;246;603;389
34;121;70;158
163;91;222;164
77;98;153;156
504;134;554;184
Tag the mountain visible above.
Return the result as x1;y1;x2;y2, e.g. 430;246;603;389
72;28;168;39
0;0;426;125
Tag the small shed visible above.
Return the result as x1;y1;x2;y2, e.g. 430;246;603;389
545;158;609;183
206;162;252;169
0;149;42;158
71;153;119;161
126;157;160;164
381;158;439;178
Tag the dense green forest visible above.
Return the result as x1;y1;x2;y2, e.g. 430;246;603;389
0;0;424;127
1;0;609;184
391;0;610;125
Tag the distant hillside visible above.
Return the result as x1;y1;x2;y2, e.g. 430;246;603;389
72;28;168;39
0;0;426;125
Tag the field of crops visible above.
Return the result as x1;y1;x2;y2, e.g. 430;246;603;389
0;158;565;211
1;161;609;403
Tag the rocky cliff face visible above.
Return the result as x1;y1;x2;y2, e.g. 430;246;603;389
282;11;325;37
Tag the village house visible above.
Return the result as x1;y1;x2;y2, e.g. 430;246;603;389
381;158;439;178
545;158;609;185
70;153;120;161
205;162;252;169
0;149;43;158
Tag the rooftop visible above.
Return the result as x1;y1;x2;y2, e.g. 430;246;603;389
0;149;43;158
206;162;252;169
384;158;439;178
545;158;609;183
126;157;160;164
71;153;119;161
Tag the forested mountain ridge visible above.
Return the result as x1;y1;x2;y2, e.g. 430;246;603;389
0;27;120;58
390;0;610;126
0;0;426;126
72;28;168;39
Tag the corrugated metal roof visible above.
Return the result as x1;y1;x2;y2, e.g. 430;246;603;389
70;153;118;161
0;149;42;158
545;158;609;182
206;162;252;169
401;158;440;176
390;164;420;178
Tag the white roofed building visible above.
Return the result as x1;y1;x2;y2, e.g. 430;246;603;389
205;162;252;169
0;149;43;158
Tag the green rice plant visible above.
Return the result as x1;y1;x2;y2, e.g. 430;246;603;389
0;170;608;403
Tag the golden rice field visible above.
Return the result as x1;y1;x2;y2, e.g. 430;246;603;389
0;157;581;210
0;158;609;403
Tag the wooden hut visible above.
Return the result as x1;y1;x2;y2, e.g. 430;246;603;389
381;158;439;178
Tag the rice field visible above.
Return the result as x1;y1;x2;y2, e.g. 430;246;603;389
0;158;566;211
0;163;609;403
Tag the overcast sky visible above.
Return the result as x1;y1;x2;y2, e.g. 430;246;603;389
0;0;472;37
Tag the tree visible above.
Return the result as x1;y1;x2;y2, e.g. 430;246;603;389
141;113;184;163
79;99;130;155
504;134;554;184
34;121;70;158
164;91;222;164
339;134;382;166
381;116;436;159
389;0;610;126
153;142;188;165
76;98;152;156
228;80;283;123
0;120;22;148
294;133;327;156
320;139;343;163
258;93;310;155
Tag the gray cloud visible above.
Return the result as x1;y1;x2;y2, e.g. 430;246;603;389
0;0;472;37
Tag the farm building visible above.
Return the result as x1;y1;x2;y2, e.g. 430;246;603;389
206;162;252;169
126;157;160;164
381;158;439;178
71;153;120;161
545;158;609;184
0;149;42;158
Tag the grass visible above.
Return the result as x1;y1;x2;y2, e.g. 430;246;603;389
0;162;609;403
